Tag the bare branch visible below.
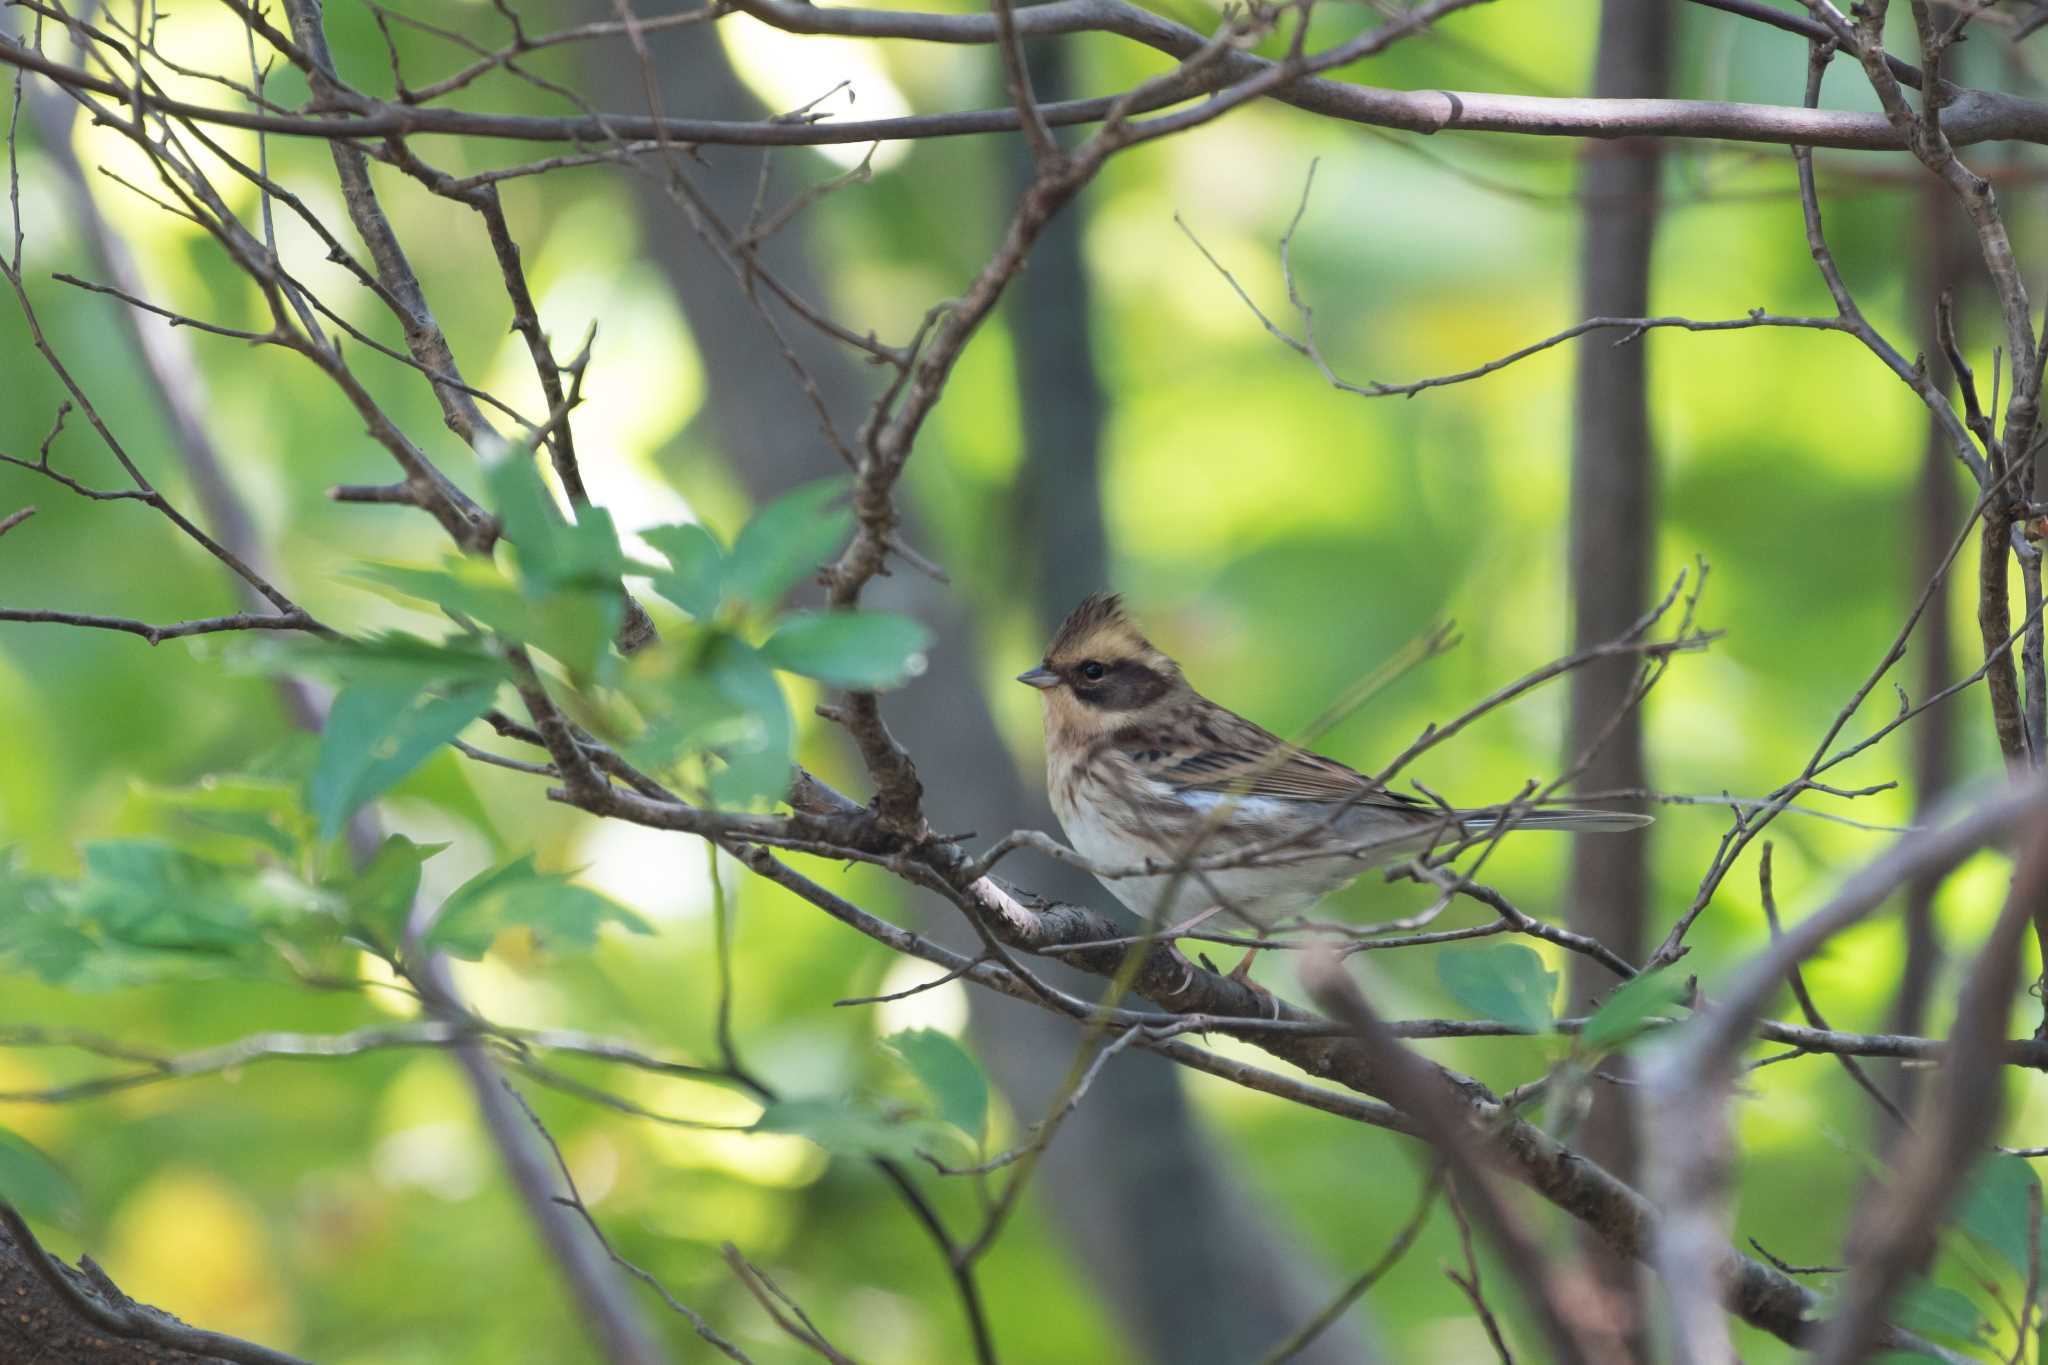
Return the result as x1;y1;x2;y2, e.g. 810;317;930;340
1257;1166;1443;1365
1757;843;1909;1128
1300;951;1623;1365
14;4;2048;158
1812;810;2048;1364
0;606;319;643
504;1082;756;1362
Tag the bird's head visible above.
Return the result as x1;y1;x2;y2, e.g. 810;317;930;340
1018;593;1186;737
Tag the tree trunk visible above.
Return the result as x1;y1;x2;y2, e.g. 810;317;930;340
1567;0;1671;1346
1891;164;1972;1098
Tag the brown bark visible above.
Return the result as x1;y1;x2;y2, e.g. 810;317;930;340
0;1212;304;1365
1891;177;1970;1095
1566;0;1670;1345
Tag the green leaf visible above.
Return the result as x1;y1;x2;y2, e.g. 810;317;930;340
625;670;763;772
352;561;618;678
762;610;932;689
1957;1153;2044;1281
1891;1280;1985;1345
490;448;561;546
338;835;447;949
126;776;310;861
0;1128;81;1226
176;809;297;860
723;479;851;610
250;631;515;691
310;681;496;841
427;855;653;961
752;1097;933;1160
0;846;330;985
351;560;532;642
641;523;724;620
489;455;626;592
525;584;623;679
353;549;618;677
71;841;322;962
1438;944;1557;1034
884;1029;988;1145
81;841;259;952
1577;968;1687;1054
0;854;96;984
702;636;792;807
552;506;630;590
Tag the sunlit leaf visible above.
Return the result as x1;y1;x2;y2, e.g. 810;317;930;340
762;610;932;689
427;854;653;961
884;1029;987;1145
1576;968;1686;1054
1438;944;1556;1034
310;681;496;840
723;478;851;610
0;1128;82;1226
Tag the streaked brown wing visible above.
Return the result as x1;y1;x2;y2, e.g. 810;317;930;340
1120;701;1429;812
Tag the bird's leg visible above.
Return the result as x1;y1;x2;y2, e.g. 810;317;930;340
1224;946;1282;1022
1186;918;1259;981
1213;901;1270;987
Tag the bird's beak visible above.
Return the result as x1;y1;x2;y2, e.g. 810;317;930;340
1016;667;1058;690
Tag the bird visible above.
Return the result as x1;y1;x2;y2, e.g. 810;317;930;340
1017;593;1649;933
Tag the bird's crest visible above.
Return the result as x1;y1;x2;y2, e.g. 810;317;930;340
1045;592;1154;664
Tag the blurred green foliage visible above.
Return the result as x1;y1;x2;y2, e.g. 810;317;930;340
0;2;2043;1362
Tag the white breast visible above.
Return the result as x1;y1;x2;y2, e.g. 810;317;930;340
1046;759;1187;920
1046;760;1383;925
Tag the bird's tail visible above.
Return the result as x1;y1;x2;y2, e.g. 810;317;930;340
1459;807;1653;836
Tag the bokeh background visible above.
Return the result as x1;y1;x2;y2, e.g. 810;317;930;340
1;2;2039;1361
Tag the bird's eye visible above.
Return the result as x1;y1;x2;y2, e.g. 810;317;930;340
1079;661;1108;682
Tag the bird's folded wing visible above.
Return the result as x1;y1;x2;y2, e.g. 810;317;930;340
1128;711;1430;814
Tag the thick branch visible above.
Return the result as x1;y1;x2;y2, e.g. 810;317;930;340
11;17;2048;154
0;1206;311;1365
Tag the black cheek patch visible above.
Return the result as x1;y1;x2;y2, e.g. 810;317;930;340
1073;664;1170;712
